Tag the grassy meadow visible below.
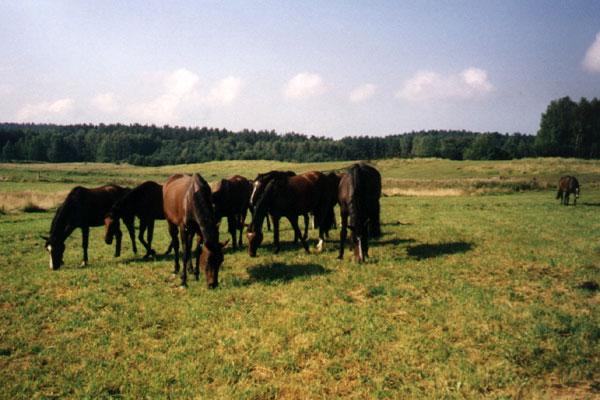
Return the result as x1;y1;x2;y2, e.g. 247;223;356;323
0;158;599;399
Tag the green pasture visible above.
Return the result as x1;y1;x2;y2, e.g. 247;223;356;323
0;158;598;399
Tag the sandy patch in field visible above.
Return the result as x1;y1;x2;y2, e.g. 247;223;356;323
0;190;68;211
384;188;467;197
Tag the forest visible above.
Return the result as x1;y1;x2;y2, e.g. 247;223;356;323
1;96;598;165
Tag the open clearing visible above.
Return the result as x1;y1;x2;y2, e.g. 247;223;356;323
0;158;599;399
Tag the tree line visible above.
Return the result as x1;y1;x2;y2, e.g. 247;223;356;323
1;97;598;165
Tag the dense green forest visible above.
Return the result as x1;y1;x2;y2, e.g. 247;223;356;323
1;96;598;165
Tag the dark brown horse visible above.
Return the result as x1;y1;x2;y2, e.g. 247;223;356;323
104;181;174;259
42;185;136;269
556;176;580;205
337;163;382;262
212;175;252;249
163;174;224;288
249;171;309;242
247;171;336;256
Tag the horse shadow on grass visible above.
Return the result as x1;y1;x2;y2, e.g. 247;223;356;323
407;241;473;260
244;262;330;285
581;202;600;207
371;237;415;247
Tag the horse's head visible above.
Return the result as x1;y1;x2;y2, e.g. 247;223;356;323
42;236;65;270
246;229;263;257
249;179;263;208
575;186;580;199
103;213;120;245
200;242;225;289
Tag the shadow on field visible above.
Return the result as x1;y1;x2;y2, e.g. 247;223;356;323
407;241;473;260
246;262;330;284
582;202;600;207
372;238;415;247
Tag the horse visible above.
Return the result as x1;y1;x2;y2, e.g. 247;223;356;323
163;173;224;288
249;170;309;242
211;175;252;250
337;163;382;262
247;171;336;257
104;181;174;259
556;176;580;205
42;185;136;269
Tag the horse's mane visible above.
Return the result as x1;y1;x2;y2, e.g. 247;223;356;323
50;186;83;240
191;174;219;243
250;179;277;233
255;170;295;183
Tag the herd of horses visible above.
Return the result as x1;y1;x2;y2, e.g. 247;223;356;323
42;163;382;288
40;166;581;289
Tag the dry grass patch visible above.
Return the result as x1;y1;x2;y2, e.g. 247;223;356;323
0;190;67;211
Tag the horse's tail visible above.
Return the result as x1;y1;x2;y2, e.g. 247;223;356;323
348;164;362;229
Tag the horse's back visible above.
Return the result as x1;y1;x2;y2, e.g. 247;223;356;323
163;174;192;224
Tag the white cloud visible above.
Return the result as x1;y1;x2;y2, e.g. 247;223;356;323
127;68;242;124
396;67;494;102
349;83;377;103
283;72;326;99
17;98;75;121
205;76;242;106
91;92;118;113
583;32;600;72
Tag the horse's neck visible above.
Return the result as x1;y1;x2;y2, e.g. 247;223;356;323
251;186;274;232
50;207;74;242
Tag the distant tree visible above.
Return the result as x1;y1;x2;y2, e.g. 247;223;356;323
535;97;578;157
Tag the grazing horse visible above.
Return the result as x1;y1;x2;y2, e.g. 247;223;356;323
247;171;336;257
104;181;174;259
212;175;252;249
163;174;224;288
42;185;136;269
250;171;309;242
337;163;382;262
556;176;580;205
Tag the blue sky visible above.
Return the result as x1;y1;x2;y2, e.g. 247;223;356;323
1;1;599;138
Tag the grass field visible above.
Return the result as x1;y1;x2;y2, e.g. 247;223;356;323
0;158;599;399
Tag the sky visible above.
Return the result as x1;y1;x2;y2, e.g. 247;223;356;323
1;0;599;138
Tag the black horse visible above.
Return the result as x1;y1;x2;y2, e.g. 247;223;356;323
212;175;253;249
247;171;336;256
337;163;382;262
556;176;580;205
104;181;174;259
250;170;309;242
43;185;136;269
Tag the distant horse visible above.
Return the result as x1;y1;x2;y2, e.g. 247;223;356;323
247;171;336;256
337;163;382;262
212;175;252;249
250;170;309;242
163;174;224;288
104;181;174;259
556;176;580;205
42;185;136;269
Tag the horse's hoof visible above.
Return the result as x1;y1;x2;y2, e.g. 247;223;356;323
178;284;187;290
80;261;87;268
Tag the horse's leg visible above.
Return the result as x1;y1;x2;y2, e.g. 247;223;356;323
169;223;180;274
266;214;272;231
146;220;156;257
81;226;89;267
290;216;309;254
114;225;123;257
238;209;247;248
179;226;190;287
125;216;137;255
227;215;237;250
338;211;348;260
565;193;570;205
370;200;382;238
303;213;309;241
138;218;150;258
272;216;281;253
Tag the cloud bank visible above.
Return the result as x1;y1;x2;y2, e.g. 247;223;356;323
583;32;600;72
284;73;326;99
396;67;494;102
17;98;75;122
